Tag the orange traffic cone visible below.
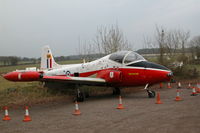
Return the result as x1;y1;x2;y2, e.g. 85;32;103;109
196;88;200;93
188;83;192;89
159;83;163;89
2;106;11;121
155;92;163;104
191;87;198;96
196;83;200;93
175;89;182;101
167;82;172;88
23;106;31;122
177;82;181;89
72;101;81;115
116;96;125;109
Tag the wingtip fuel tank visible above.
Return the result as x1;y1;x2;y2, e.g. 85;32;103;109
3;71;41;82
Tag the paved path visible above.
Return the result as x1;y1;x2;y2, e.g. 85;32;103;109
1;87;200;133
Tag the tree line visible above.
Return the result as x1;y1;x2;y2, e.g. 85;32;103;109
143;26;200;65
0;56;39;66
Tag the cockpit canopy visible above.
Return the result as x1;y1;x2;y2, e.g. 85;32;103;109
109;51;146;64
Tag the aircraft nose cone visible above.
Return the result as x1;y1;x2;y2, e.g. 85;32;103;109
3;73;12;80
2;72;19;81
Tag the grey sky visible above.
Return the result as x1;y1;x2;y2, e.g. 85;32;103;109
0;0;200;57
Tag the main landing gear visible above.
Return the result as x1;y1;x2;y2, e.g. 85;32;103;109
113;87;121;95
76;89;85;102
145;84;155;98
75;88;90;102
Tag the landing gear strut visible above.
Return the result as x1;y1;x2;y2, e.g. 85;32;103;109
144;84;155;98
76;89;85;102
113;87;121;95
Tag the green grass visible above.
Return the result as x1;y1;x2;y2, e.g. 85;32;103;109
190;64;200;70
0;64;39;74
0;76;72;108
0;60;82;108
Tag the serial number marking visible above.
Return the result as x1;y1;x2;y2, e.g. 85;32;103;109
128;73;139;76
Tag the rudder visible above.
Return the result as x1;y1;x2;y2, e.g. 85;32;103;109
40;45;60;70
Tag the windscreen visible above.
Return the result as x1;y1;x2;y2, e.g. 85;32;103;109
109;51;129;64
124;52;145;64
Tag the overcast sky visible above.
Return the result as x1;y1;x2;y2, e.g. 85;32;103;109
0;0;200;57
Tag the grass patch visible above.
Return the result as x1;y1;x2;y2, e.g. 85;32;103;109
0;60;82;108
0;77;70;108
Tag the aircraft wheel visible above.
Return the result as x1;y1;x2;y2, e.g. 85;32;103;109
148;91;155;98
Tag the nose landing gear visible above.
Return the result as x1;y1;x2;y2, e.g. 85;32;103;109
144;84;155;98
147;90;156;98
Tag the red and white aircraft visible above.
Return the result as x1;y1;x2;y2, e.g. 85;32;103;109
3;46;173;101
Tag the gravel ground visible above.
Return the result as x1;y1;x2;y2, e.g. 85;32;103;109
1;86;200;133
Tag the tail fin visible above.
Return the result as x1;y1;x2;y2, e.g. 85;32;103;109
40;45;60;70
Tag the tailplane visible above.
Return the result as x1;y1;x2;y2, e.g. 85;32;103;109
40;45;60;70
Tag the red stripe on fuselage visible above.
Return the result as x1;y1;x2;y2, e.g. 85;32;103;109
54;67;171;87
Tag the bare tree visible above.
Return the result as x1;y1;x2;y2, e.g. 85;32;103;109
77;25;132;61
143;36;156;52
190;36;200;60
9;56;19;66
155;26;166;64
93;25;132;54
165;30;179;57
77;38;95;61
143;26;190;64
177;30;190;56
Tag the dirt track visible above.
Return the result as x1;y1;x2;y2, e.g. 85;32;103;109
1;86;200;133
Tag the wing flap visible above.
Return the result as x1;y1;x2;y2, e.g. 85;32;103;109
41;76;106;86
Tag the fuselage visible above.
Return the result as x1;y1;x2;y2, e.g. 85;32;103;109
44;51;172;87
3;51;172;87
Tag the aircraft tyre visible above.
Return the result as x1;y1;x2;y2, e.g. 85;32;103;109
148;90;155;98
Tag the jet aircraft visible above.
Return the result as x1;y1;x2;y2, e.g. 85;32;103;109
3;46;173;101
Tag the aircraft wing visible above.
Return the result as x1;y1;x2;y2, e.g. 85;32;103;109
41;76;107;86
